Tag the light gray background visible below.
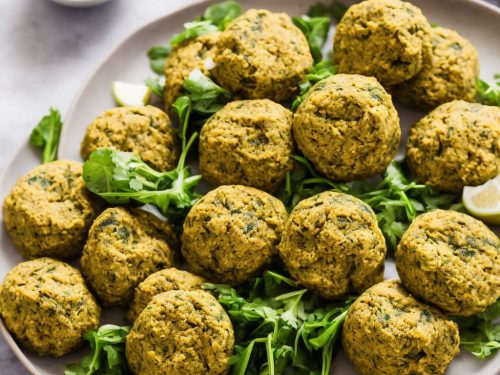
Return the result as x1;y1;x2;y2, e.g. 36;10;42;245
0;0;498;374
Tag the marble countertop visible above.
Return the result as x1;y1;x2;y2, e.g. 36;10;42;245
0;0;498;374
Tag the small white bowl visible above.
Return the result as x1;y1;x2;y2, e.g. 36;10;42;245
49;0;112;7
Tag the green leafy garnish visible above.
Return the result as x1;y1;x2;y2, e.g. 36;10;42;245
65;325;130;375
279;157;459;250
203;0;242;29
307;1;348;22
146;0;241;76
454;300;500;359
144;75;165;97
82;96;202;221
292;60;337;111
476;74;500;106
182;68;232;114
204;271;355;375
293;15;331;63
29;108;63;164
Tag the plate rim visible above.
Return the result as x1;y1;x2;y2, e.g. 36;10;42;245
1;0;499;374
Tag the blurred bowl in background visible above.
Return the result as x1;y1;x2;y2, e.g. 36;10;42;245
49;0;112;7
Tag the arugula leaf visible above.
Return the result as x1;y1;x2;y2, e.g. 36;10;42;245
203;0;242;29
454;300;500;359
307;1;348;22
65;325;130;375
82;96;202;221
476;74;500;107
292;61;337;111
204;270;354;375
170;21;218;47
293;15;331;63
147;45;172;75
183;68;232;114
29;108;63;164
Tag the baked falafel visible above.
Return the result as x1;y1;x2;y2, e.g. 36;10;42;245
80;105;179;171
127;267;205;322
212;9;313;101
279;191;386;299
293;74;401;181
333;0;432;86
392;27;479;109
406;100;500;192
396;209;500;316
126;290;234;375
181;185;288;285
199;99;294;193
81;207;178;306
0;258;100;356
164;33;220;110
2;160;101;260
342;280;460;375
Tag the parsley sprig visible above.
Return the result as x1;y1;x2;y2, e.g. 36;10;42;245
454;300;500;359
65;325;130;375
82;96;202;221
204;271;355;375
29;108;63;164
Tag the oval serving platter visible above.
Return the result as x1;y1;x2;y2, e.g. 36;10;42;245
0;0;499;374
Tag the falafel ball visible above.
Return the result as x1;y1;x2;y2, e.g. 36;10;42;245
2;160;101;260
333;0;432;86
342;280;460;375
80;105;179;171
392;27;479;109
212;9;313;102
127;267;205;322
293;74;401;181
406;100;500;192
279;191;386;299
81;207;178;306
396;210;500;316
126;290;234;375
164;33;219;110
0;258;100;356
199;99;294;193
182;185;288;285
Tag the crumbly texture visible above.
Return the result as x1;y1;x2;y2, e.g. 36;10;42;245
127;267;205;322
293;74;401;181
212;9;313;102
126;290;234;375
406;100;500;192
199;99;294;193
392;27;479;109
342;280;460;375
0;258;100;356
279;192;386;299
182;185;288;285
81;207;178;306
164;33;220;110
80;106;179;171
2;160;101;260
333;0;432;86
396;210;500;316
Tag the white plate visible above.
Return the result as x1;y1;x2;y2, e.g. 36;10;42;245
1;0;499;374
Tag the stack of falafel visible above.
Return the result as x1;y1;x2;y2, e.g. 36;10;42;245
0;0;499;374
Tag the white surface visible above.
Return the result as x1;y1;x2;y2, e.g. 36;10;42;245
0;0;499;374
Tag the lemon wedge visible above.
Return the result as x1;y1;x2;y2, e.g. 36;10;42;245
112;81;152;107
462;175;500;225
